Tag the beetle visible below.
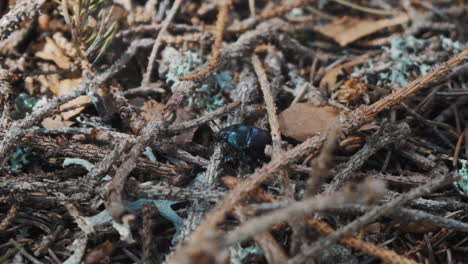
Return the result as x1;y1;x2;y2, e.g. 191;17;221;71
215;124;272;155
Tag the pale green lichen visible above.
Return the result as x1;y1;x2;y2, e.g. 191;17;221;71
188;72;233;112
231;245;264;264
14;93;47;118
9;94;46;170
14;93;39;114
143;146;157;162
10;148;30;170
385;36;431;86
160;47;201;89
357;36;468;87
63;158;95;171
160;47;233;112
454;159;468;197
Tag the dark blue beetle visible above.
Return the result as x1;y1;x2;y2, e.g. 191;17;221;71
215;125;272;154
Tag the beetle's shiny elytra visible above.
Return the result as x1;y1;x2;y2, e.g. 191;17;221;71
215;125;272;152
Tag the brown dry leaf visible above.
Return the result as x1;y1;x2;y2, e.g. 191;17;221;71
336;78;368;104
41;115;74;129
84;240;113;264
54;78;91;120
173;107;196;145
141;98;164;122
278;103;340;142
60;95;91;120
35;36;72;69
52;32;77;59
33;34;88;121
320;59;366;94
315;15;409;47
50;78;79;96
36;73;59;95
36;76;89;121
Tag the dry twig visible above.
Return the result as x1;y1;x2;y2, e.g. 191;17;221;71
179;0;232;81
0;0;46;41
142;0;184;85
289;166;453;263
0;38;156;168
307;218;419;264
0;204;17;232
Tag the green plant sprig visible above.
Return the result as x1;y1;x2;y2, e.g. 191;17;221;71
56;0;117;65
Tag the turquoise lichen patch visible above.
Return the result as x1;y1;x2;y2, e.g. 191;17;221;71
14;93;48;118
214;72;234;90
143;146;157;162
358;36;468;88
15;93;40;115
9;93;48;171
160;46;201;89
159;46;232;111
387;37;431;86
10;147;30;170
63;158;95;171
454;159;468;197
231;245;264;264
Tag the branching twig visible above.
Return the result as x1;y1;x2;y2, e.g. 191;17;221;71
306;218;418;264
224;176;290;263
141;203;158;264
0;38;156;168
9;239;43;264
0;73;13;131
179;0;232;81
164;19;288;117
85;140;129;184
57;192;94;236
325;122;410;193
0;81;88;167
223;193;345;251
233;208;289;264
105;116;174;222
0;178;224;202
288;166;453;263
0;0;46;41
325;204;468;233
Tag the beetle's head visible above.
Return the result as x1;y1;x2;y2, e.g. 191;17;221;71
215;128;230;142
